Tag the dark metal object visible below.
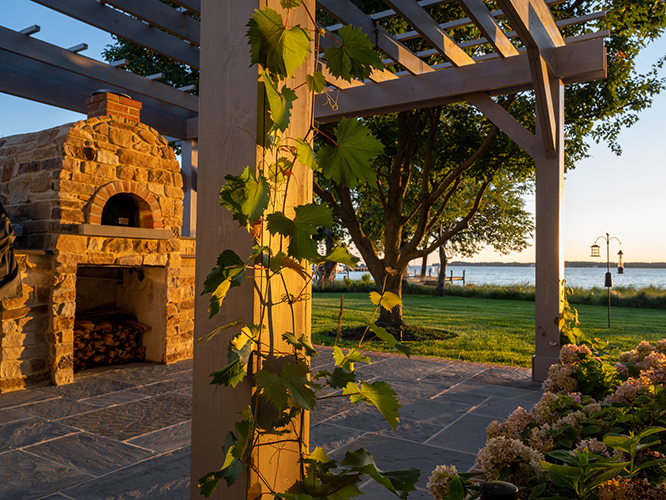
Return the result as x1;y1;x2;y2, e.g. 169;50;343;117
481;480;518;499
0;202;23;301
590;233;622;328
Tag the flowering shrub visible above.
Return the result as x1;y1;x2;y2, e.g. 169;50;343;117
427;340;666;499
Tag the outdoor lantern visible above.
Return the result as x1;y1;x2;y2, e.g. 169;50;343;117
590;244;600;257
617;250;624;274
590;233;622;328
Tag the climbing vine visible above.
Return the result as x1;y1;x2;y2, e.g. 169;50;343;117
198;2;419;499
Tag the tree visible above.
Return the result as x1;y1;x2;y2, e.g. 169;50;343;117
104;0;666;329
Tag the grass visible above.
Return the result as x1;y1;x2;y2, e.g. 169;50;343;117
311;292;666;368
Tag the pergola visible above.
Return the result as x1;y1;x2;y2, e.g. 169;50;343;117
2;1;607;497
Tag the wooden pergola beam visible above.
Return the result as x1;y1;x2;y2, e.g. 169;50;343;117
317;0;434;75
382;0;475;67
458;0;520;58
314;38;605;122
102;0;200;46
32;0;200;68
170;0;201;15
0;26;198;112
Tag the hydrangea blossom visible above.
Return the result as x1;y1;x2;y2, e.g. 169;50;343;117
575;438;609;456
560;344;592;365
426;465;458;500
476;436;544;481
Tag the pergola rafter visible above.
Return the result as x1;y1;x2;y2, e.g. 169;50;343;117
1;2;610;497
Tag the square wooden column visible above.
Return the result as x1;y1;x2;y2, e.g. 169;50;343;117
532;78;565;381
181;139;197;237
191;1;314;499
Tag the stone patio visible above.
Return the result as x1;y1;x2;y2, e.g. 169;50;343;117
0;347;542;499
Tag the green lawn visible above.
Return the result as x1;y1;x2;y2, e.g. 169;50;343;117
311;292;666;368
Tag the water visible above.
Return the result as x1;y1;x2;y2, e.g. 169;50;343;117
337;266;666;289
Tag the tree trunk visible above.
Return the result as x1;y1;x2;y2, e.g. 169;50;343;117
376;270;406;328
320;228;336;286
435;242;448;297
420;255;427;277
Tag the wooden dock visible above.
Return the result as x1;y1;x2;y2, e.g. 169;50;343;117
408;269;465;286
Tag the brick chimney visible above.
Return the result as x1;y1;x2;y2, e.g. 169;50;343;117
86;91;142;122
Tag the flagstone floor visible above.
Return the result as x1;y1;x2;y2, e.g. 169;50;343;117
0;348;542;500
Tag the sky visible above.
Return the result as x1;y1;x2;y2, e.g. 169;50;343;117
1;1;665;264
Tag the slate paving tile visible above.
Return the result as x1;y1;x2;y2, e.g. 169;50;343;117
0;450;92;500
355;357;448;382
470;396;539;419
58;393;191;441
98;360;193;385
127;421;192;453
0;418;78;453
398;398;474;422
79;389;149;408
0;389;57;410
438;382;543;403
27;432;155;476
329;433;477;488
360;479;433;500
20;398;98;420
308;422;365;454
132;377;193;396
61;446;190;500
468;367;542;391
380;378;456;401
33;378;137;401
310;396;352;425
425;414;497;454
422;364;490;384
0;407;34;425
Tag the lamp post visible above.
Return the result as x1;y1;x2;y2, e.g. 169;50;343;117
590;233;623;328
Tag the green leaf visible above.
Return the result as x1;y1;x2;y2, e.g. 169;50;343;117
314;245;360;267
313;367;356;389
247;7;311;78
266;203;334;260
306;71;326;93
261;69;297;133
198;319;244;345
324;25;384;82
447;476;465;500
198;432;243;496
280;0;302;7
256;362;317;410
296;138;317;170
333;345;371;371
318;118;384;188
343;381;401;431
368;324;411;357
341;448;419;500
202;250;247;318
270;251;309;279
219;166;270;227
369;291;402;312
268;157;293;184
210;325;260;388
283;332;318;357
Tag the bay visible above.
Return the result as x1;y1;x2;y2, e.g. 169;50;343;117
337;266;666;289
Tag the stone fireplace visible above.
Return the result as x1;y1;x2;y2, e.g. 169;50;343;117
0;93;195;392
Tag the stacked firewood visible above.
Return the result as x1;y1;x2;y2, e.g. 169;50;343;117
73;305;148;372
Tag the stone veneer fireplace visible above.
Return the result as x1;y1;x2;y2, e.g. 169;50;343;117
0;93;195;392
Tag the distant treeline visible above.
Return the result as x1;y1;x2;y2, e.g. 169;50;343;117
447;261;666;269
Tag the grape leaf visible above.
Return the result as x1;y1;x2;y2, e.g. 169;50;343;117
306;70;326;93
256;362;317;410
198;432;243;497
318;118;384;188
270;251;308;279
313;367;356;389
247;7;311;78
283;332;318;357
198;319;244;345
369;291;402;312
333;345;371;371
202;250;247;317
296;138;318;170
343;381;401;431
219;166;270;228
268;157;293;184
314;245;360;267
266;203;334;260
341;448;419;500
261;69;297;133
280;0;302;7
368;324;411;357
324;25;384;82
210;325;260;388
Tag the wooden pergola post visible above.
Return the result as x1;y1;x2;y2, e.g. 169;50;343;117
191;1;314;498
